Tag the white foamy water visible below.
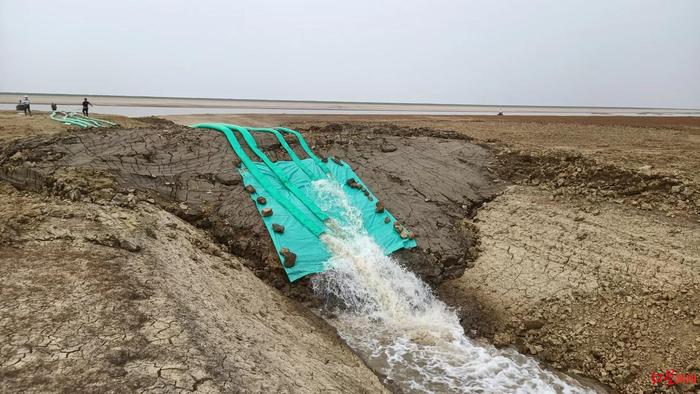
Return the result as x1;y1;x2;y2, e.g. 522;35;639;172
311;179;596;393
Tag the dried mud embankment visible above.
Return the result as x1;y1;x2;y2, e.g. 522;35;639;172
0;122;504;294
2;121;698;393
0;121;503;392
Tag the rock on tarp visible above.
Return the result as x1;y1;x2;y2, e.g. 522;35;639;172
239;157;416;281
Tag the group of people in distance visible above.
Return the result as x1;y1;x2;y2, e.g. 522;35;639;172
17;95;93;117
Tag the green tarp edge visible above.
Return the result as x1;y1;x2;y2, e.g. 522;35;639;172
192;123;327;237
276;127;331;174
50;111;117;128
191;123;417;281
231;125;330;223
245;127;320;181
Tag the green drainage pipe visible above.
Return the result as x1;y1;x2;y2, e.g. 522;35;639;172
50;111;92;128
192;123;327;237
50;111;117;128
192;122;417;281
239;127;320;181
227;125;330;223
73;113;117;127
276;127;331;175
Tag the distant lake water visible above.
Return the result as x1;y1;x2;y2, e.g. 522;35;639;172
1;103;698;117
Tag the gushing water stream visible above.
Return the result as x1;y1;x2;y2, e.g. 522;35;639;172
310;179;596;393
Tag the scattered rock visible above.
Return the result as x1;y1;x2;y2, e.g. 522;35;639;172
244;185;256;194
214;172;240;186
399;229;410;239
206;244;222;257
375;201;385;213
493;332;514;347
346;178;362;190
256;196;267;205
261;208;273;217
527;344;542;355
408;232;415;240
523;319;545;330
84;234;141;253
119;239;142;253
272;223;285;233
380;144;397;153
384;217;391;224
671;185;682;194
280;248;297;268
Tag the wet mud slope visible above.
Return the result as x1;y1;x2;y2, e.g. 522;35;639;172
0;122;503;295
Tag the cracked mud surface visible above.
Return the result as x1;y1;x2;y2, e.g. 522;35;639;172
440;186;699;392
0;182;387;393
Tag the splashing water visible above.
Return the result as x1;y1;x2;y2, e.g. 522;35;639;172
311;179;596;393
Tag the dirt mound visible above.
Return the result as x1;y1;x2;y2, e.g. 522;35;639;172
0;123;502;296
439;144;700;393
0;183;387;393
495;148;699;218
131;116;180;127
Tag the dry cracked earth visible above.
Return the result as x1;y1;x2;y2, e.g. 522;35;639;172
1;112;699;393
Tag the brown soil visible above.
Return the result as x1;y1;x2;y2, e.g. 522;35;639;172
168;114;700;185
165;114;700;393
0;110;151;143
440;185;699;392
2;111;699;393
0;121;501;292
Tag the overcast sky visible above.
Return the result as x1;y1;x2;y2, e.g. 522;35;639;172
1;0;699;108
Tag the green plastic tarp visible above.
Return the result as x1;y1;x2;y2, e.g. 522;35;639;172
193;123;416;281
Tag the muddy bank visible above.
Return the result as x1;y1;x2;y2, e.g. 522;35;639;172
494;147;700;218
0;121;502;296
3;118;698;392
0;120;507;392
439;147;700;393
0;181;388;393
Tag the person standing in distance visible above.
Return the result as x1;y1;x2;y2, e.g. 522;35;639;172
21;95;31;116
82;98;93;116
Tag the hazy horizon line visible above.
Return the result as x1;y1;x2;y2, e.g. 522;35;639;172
2;91;698;111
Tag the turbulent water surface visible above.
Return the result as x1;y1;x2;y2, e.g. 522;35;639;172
310;179;595;393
